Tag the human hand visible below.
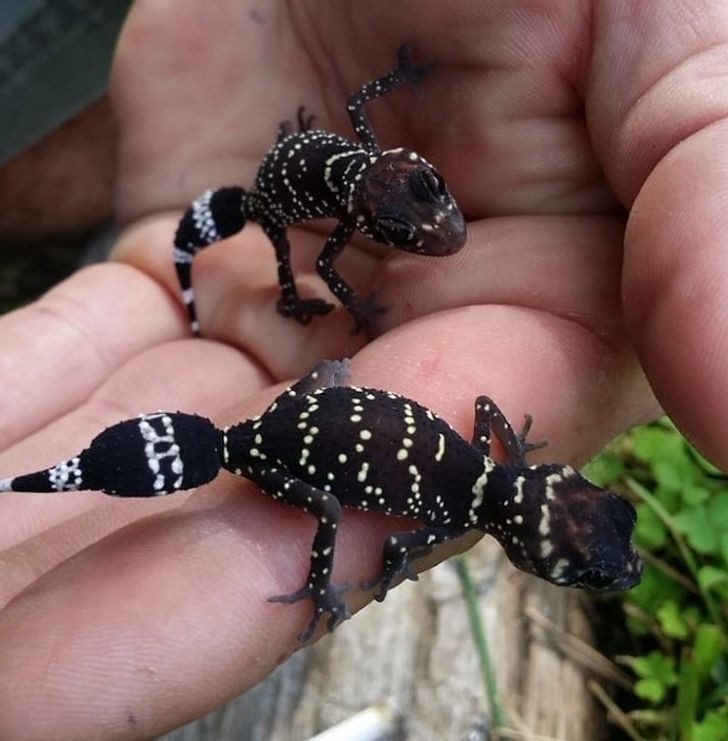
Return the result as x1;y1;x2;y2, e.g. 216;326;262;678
2;1;727;737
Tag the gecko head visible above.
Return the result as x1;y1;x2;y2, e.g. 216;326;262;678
489;464;642;591
351;148;466;255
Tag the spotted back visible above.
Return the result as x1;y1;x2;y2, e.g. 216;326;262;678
225;385;484;525
248;131;367;226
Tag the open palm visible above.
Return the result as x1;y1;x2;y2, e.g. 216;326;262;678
1;1;727;738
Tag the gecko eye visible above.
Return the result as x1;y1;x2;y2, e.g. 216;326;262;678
409;168;447;203
375;215;415;244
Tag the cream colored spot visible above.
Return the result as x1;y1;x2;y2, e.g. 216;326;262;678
435;433;445;462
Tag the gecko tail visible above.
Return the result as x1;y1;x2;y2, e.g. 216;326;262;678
1;412;223;497
174;186;248;335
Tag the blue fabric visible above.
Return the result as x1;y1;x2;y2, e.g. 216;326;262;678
0;0;132;164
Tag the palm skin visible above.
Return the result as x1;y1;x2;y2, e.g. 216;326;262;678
1;1;727;738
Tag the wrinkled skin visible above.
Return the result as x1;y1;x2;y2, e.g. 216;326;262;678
2;1;728;738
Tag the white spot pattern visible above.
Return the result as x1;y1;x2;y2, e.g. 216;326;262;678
48;457;83;492
138;413;184;492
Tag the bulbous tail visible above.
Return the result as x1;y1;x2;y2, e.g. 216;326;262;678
1;412;223;496
174;186;248;335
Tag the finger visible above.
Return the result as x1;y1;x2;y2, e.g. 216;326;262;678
0;263;186;450
0;305;657;739
114;0;614;223
0;480;407;740
589;5;728;466
0;492;189;609
624;123;728;467
376;214;628;337
0;339;268;572
113;215;379;376
114;212;633;378
112;0;327;220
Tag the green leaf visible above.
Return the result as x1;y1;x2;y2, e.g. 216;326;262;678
693;624;725;682
581;451;624;486
632;426;686;465
654;459;686;492
635;503;668;549
635;677;669;704
698;566;728;593
721;533;728;570
628;564;688;616
693;709;728;741
655;482;682;515
657;600;690;639
674;506;720;554
633;650;678;685
683;484;711;507
707;492;728;530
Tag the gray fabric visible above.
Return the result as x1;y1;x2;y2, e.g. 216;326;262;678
0;0;132;164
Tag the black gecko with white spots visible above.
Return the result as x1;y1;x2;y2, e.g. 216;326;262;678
0;360;641;642
173;45;467;336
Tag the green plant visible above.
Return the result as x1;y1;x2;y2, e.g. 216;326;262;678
584;420;728;741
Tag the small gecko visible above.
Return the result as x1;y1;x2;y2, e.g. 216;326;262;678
1;360;641;643
173;45;466;337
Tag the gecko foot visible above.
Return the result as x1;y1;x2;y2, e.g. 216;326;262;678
360;560;420;603
516;414;548;459
269;581;352;643
279;107;316;140
349;292;389;338
309;358;352;388
296;106;316;131
396;44;434;87
277;296;335;325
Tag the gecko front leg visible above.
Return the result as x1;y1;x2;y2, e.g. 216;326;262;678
361;525;465;602
346;44;433;150
315;221;386;336
471;396;548;465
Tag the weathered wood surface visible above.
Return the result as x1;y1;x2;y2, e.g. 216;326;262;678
162;537;604;741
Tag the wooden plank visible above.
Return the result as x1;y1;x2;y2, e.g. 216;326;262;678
162;538;602;741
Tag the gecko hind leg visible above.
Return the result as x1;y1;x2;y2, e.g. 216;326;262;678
296;106;316;131
361;525;463;603
277;106;317;142
471;396;547;465
233;463;351;643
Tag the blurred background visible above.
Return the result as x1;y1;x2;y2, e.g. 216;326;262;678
0;0;130;312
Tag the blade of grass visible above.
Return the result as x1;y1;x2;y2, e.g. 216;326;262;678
454;555;507;731
588;680;649;741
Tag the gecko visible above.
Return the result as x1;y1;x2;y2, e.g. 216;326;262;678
0;359;641;643
173;45;467;337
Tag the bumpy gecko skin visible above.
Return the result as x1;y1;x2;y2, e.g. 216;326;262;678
0;360;641;642
173;45;467;337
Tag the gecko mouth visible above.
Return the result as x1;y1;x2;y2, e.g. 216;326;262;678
576;556;643;591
